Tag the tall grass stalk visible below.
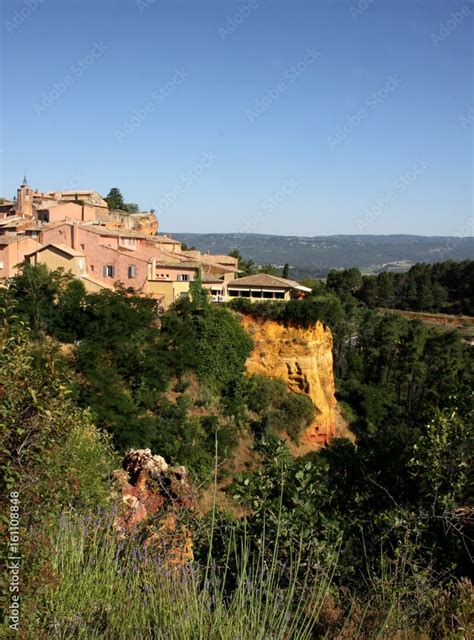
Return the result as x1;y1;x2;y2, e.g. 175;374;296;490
33;508;335;639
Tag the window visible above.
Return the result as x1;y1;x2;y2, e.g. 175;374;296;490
91;265;95;271
128;265;137;278
228;289;239;297
0;261;3;270
80;244;85;250
275;291;285;299
103;265;115;278
178;274;189;282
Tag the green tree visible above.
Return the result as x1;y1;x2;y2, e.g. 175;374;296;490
359;276;379;307
301;278;326;296
7;263;73;335
53;278;87;342
376;272;396;308
326;268;363;297
189;270;210;308
228;249;257;276
162;301;253;397
105;187;125;210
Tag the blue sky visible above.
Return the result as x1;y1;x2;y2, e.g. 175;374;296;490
1;0;472;235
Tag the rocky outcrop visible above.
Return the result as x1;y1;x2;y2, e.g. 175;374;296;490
102;212;158;235
112;449;194;563
241;316;337;446
129;213;158;235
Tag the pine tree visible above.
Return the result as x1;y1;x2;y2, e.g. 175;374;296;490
105;187;125;210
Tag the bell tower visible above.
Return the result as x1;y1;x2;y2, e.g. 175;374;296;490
16;176;34;217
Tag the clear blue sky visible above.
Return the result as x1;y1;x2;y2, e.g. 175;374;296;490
1;0;472;235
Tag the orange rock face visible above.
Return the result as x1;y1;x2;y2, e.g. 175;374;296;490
132;214;158;235
103;213;158;235
113;449;195;564
241;316;337;447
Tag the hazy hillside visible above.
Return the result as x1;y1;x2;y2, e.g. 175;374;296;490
170;233;474;278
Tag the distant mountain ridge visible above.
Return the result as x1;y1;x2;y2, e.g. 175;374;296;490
169;233;474;277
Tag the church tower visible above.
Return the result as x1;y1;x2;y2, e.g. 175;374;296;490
15;176;34;217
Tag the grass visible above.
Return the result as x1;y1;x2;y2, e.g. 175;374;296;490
23;507;474;639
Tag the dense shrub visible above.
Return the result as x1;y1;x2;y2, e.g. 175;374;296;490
3;267;254;480
246;375;315;443
229;293;345;330
162;295;253;396
0;316;115;516
0;311;116;631
230;399;473;586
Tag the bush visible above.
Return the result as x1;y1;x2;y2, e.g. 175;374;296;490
163;300;253;396
245;375;315;443
0;313;116;631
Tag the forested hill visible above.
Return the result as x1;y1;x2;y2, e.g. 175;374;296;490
170;233;474;277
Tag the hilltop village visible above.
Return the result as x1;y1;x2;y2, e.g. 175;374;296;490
0;178;310;309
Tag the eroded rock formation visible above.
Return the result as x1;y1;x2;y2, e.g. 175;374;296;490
130;214;158;235
112;449;194;563
103;212;158;235
241;316;337;446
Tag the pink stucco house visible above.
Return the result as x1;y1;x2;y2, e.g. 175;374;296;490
36;201;96;224
0;236;43;279
36;221;199;306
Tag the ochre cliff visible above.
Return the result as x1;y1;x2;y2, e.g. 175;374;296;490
241;316;337;446
131;214;158;235
104;213;158;235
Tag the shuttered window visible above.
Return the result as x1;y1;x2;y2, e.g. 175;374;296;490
103;265;115;278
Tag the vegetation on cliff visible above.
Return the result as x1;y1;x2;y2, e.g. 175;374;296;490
1;263;473;638
104;186;140;213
